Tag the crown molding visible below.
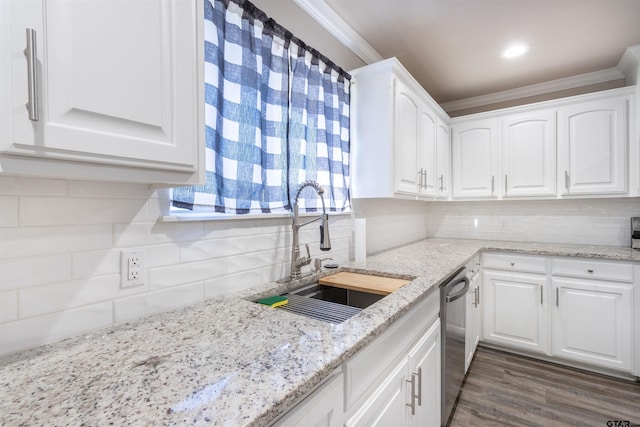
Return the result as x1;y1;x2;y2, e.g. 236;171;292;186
293;0;383;65
617;44;640;85
441;67;625;113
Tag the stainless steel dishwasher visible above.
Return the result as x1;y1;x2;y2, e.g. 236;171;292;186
440;267;470;426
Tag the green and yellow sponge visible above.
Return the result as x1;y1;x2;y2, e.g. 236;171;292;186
257;295;289;308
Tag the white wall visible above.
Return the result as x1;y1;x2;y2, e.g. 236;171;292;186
425;198;640;247
0;176;353;355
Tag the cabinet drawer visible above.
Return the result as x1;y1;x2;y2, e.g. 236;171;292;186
551;258;633;283
344;290;439;412
482;253;547;274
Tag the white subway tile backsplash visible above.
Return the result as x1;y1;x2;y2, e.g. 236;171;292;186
0;254;71;291
68;180;154;198
114;282;203;323
225;248;288;275
145;244;181;268
19;275;128;318
0;301;113;355
204;218;267;238
244;232;289;253
113;221;204;247
204;270;264;298
0;224;113;259
2;173;637;357
148;258;226;290
0;195;18;227
0;176;68;196
72;249;120;279
20;196;148;226
180;237;246;263
426;198;640;247
0;290;18;322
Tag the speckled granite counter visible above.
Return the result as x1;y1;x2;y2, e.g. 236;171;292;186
1;238;639;426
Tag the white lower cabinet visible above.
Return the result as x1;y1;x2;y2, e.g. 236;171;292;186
465;269;481;372
346;355;410;427
408;322;441;427
481;253;637;376
273;290;442;427
273;372;343;427
346;321;441;427
482;269;548;354
551;258;634;372
344;291;440;427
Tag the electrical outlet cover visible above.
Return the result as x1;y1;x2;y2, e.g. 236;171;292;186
121;249;145;288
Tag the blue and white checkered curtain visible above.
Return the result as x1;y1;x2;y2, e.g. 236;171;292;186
172;0;350;214
287;45;351;212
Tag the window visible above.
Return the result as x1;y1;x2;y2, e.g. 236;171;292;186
171;0;351;215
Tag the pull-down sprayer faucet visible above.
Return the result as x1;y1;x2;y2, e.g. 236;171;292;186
288;180;331;280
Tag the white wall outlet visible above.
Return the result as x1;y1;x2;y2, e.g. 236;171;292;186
121;249;145;288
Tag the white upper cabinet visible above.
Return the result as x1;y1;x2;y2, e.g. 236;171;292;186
451;118;499;199
558;92;630;196
1;0;203;185
435;118;450;198
501;110;556;198
352;57;636;202
393;80;423;196
419;107;438;197
350;58;449;200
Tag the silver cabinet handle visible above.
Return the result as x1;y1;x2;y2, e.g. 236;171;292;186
504;175;508;194
406;372;418;415
491;175;495;195
540;285;543;305
417;367;423;406
556;288;559;307
439;174;444;192
417;169;427;190
565;171;570;191
24;28;39;121
474;285;479;307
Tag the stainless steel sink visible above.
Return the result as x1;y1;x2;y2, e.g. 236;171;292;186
260;283;385;324
288;283;384;309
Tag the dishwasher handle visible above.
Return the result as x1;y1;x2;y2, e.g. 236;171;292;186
445;276;470;303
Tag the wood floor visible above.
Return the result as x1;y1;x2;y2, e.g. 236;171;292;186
448;346;640;427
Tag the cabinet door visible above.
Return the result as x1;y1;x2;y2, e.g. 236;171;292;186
482;270;548;354
408;321;441;427
274;373;343;427
502;111;556;197
420;107;437;197
465;275;481;372
394;79;422;196
552;278;633;372
346;357;410;427
435;119;450;198
451;119;498;198
4;0;200;175
558;96;628;195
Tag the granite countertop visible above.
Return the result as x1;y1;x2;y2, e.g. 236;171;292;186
1;238;638;426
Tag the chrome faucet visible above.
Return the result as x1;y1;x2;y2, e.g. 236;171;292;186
288;180;331;280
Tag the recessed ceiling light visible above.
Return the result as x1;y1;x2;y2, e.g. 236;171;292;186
501;44;529;59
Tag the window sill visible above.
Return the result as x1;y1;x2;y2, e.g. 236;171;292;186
159;211;352;222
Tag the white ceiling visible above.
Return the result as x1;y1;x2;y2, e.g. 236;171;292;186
320;0;640;106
